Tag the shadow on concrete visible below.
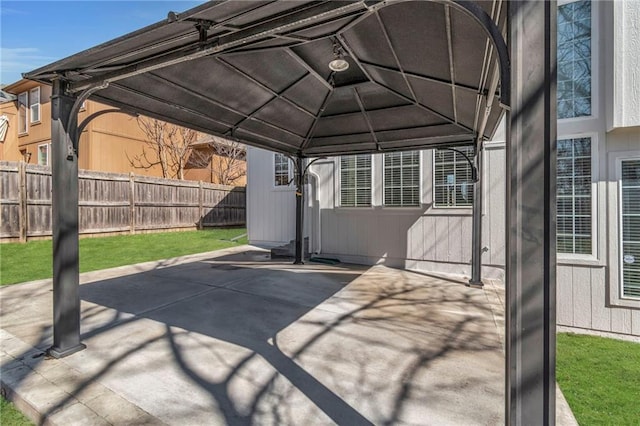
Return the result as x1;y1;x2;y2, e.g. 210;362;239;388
1;249;504;425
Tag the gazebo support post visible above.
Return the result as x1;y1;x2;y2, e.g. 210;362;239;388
48;79;85;358
506;0;557;424
294;155;304;265
469;138;484;288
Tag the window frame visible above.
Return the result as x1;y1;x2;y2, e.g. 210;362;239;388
37;143;50;166
432;147;475;209
557;0;597;123
29;87;41;124
618;157;640;300
383;150;421;208
338;154;372;208
556;133;599;262
557;132;599;262
609;152;640;309
17;92;28;135
273;152;293;189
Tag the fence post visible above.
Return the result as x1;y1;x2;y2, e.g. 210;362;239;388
129;172;135;234
18;161;28;242
198;181;203;230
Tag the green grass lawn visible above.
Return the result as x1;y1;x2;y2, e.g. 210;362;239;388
1;397;33;426
0;228;247;286
557;333;640;425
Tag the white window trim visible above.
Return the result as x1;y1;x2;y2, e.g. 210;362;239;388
382;151;422;208
431;148;474;209
557;0;599;123
336;154;373;208
30;87;41;124
272;153;293;190
609;152;640;308
37;143;50;166
18;92;28;135
557;131;599;263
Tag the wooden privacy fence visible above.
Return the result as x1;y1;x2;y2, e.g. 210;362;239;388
0;161;246;242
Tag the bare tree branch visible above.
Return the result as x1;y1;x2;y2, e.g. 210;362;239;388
129;116;245;184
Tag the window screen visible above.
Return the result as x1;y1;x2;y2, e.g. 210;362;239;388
557;0;591;119
620;159;640;299
38;144;49;166
433;147;474;207
340;154;371;207
30;87;41;123
384;151;420;207
18;92;28;134
557;137;591;254
274;153;290;186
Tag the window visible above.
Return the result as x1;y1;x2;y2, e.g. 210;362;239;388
384;151;420;207
274;153;291;186
38;143;49;166
557;0;591;119
30;87;41;123
557;137;591;254
340;154;371;207
433;147;474;207
619;159;640;299
18;92;28;134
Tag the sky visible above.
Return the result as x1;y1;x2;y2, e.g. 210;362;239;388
0;1;202;85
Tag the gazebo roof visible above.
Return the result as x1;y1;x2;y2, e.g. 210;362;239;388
25;0;508;157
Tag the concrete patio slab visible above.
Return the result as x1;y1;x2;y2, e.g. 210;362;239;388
1;246;577;425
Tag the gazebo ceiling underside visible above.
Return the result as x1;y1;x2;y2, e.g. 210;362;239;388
26;0;507;157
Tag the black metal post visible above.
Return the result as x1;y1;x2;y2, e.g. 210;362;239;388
49;79;86;358
506;1;557;424
468;139;483;288
294;156;304;265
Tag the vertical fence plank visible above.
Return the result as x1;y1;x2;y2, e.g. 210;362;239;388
18;162;28;242
198;180;203;230
129;172;135;234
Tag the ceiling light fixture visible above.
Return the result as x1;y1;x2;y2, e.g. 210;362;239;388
328;41;349;72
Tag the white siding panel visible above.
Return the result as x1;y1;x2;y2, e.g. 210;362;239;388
246;147;296;245
632;310;640;336
447;216;463;262
572;267;592;329
486;145;506;266
423;215;436;260
611;308;632;334
557;266;574;326
461;214;473;263
589;267;611;331
435;217;449;262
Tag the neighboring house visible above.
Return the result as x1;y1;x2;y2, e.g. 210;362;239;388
0;79;246;184
247;1;640;337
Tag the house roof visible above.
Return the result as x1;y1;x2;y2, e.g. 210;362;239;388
24;0;508;157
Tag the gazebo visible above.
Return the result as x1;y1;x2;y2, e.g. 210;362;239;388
24;1;557;423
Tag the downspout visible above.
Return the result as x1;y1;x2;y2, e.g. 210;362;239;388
468;138;484;288
294;155;305;264
308;170;322;255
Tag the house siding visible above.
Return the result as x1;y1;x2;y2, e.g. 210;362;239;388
246;0;640;337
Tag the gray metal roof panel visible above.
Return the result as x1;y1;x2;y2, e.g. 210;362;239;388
25;0;507;157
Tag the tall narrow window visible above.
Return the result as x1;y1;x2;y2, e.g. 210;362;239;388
274;153;291;186
30;87;41;123
18;92;28;134
340;154;371;207
620;159;640;299
557;0;591;119
38;143;49;166
384;151;420;207
557;137;591;254
433;147;474;207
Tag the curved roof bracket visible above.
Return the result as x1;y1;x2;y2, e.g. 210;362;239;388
449;0;510;108
67;82;109;157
